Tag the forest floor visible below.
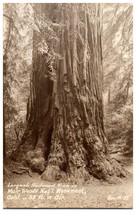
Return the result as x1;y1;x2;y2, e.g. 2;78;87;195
3;153;133;209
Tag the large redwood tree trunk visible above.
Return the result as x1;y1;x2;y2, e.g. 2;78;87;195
13;4;127;183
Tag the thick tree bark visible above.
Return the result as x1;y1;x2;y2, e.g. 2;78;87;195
12;4;127;183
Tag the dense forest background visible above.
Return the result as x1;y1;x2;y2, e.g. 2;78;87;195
3;3;132;158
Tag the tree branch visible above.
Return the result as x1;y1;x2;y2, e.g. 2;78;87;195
3;14;13;22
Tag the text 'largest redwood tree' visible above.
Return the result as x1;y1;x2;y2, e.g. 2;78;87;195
15;3;127;182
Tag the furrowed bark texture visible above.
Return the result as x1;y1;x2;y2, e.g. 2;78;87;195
12;4;127;183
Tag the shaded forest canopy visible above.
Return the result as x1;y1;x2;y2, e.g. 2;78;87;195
3;3;132;183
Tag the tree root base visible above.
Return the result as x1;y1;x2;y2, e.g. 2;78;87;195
41;155;129;184
89;156;129;184
41;165;66;182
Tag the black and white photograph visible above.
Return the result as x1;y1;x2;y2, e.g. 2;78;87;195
3;2;133;209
